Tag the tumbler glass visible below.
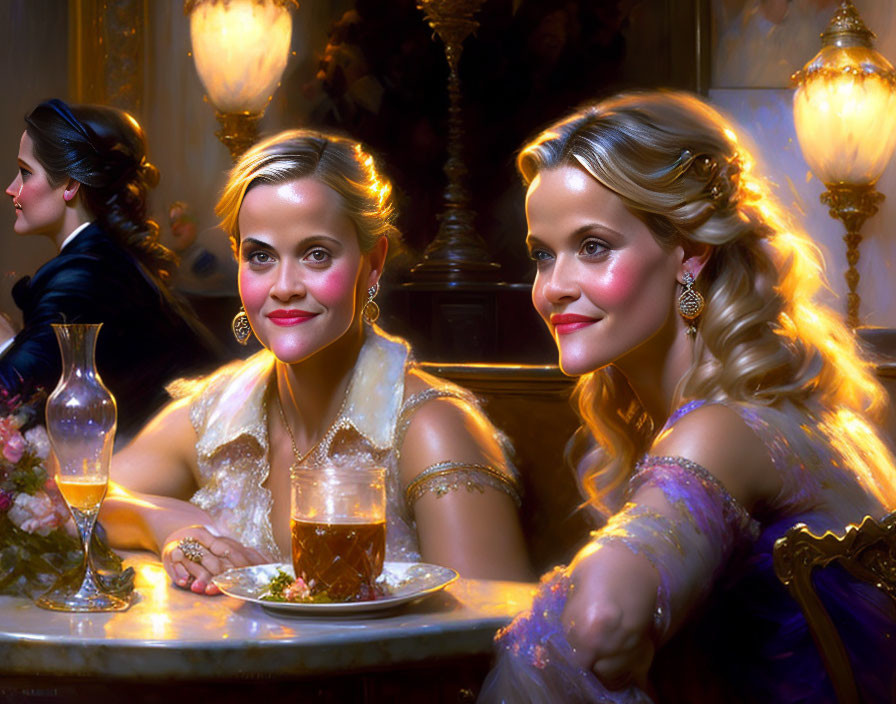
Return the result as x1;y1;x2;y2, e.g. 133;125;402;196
290;465;386;600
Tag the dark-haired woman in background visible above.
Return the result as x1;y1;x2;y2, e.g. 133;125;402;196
1;99;220;437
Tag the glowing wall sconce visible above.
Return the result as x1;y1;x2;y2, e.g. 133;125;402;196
185;0;297;162
793;0;896;328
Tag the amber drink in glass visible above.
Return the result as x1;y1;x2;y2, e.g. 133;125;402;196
290;465;386;600
37;323;129;612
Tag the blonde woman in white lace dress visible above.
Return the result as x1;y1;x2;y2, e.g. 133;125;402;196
102;130;530;595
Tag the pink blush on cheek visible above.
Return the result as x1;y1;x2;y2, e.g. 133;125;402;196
583;259;640;308
238;271;269;312
313;267;357;306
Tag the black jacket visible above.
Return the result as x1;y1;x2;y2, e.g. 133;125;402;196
0;223;221;436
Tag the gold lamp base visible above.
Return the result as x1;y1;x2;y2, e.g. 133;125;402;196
215;111;263;162
820;184;884;329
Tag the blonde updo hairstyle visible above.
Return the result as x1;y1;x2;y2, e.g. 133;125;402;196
216;129;398;257
518;91;887;510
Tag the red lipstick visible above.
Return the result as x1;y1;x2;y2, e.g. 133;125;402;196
267;309;317;326
550;313;598;335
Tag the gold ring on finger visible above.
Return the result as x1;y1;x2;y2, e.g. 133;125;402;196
209;544;230;559
178;537;205;564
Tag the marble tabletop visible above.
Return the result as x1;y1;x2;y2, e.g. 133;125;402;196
0;553;536;681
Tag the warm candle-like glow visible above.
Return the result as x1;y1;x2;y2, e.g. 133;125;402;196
794;44;896;185
790;1;896;327
189;0;292;113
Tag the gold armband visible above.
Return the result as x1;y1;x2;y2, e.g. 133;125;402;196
404;461;522;511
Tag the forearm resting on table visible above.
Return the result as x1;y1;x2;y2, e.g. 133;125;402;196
101;484;213;554
563;541;661;671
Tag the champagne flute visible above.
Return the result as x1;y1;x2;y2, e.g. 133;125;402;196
36;323;130;612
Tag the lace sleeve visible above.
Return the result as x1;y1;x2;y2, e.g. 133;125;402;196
480;566;655;704
592;455;759;637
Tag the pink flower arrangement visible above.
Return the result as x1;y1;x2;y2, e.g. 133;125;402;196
7;491;69;536
0;397;69;537
0;391;132;600
0;415;26;463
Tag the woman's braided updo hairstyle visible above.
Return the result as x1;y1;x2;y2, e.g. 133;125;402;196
24;99;174;280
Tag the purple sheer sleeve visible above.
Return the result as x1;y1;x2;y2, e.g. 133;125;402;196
478;567;655;704
479;455;759;703
618;456;760;636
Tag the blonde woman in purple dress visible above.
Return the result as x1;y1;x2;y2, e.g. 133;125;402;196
479;91;896;703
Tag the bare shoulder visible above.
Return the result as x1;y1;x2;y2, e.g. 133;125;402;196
398;367;506;485
397;368;530;580
650;403;781;510
135;396;197;447
111;396;200;498
403;366;453;398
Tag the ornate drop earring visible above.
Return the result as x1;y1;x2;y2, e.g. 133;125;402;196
363;283;380;324
232;306;251;345
677;272;705;337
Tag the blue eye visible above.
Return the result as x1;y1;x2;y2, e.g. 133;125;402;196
528;248;553;263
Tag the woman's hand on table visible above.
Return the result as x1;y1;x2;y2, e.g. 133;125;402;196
161;525;266;595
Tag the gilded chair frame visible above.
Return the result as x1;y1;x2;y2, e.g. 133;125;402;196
772;513;896;704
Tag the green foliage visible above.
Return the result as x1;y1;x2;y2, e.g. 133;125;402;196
261;569;296;601
0;520;82;599
8;456;47;494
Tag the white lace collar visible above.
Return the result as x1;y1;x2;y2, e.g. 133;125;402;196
195;325;410;459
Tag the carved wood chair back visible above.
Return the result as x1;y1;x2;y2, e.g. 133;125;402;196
772;512;896;704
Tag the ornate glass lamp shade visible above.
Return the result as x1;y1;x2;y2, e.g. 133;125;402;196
791;1;896;328
793;3;896;185
188;0;292;113
186;0;295;160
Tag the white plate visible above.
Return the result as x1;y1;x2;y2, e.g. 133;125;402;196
213;561;458;616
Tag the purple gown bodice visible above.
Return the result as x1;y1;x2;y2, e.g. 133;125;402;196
479;399;896;703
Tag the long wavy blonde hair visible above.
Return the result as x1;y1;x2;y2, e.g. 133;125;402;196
518;91;890;510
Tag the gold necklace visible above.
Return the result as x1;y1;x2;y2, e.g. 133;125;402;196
273;379;353;471
275;389;301;472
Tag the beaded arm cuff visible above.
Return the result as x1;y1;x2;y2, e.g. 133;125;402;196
405;461;522;512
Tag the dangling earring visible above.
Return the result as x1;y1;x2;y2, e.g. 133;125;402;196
232;306;251;345
363;283;380;324
678;272;705;337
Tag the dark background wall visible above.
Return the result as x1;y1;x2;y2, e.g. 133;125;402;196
5;1;895;357
0;0;704;363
